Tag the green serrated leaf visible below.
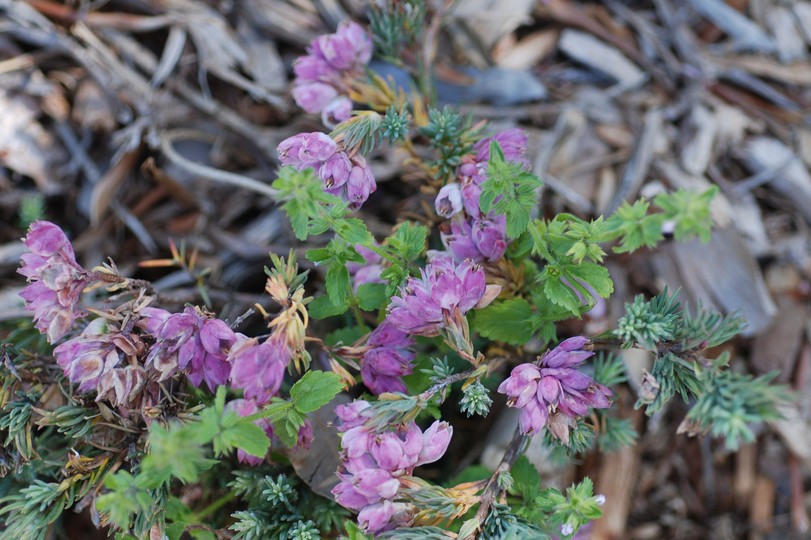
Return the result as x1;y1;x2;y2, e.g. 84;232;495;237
326;264;350;306
309;294;348;319
510;456;541;501
356;282;389;311
471;298;535;346
290;370;344;413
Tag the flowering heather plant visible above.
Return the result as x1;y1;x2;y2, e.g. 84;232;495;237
1;8;784;540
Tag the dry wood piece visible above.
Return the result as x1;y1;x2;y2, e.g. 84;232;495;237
749;476;775;538
558;29;647;89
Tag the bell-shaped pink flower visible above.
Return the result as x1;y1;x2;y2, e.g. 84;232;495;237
18;221;93;342
435;183;463;218
229;336;290;404
416;421;453;466
358;500;394;533
292;82;338;114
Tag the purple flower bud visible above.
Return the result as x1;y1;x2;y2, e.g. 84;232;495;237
322;96;353;128
415;421;452;466
277;133;308;167
442;219;482;262
361;323;415;395
292;82;339;114
460;181;483;218
316;21;373;71
471;217;508;262
293;54;335;83
333;479;369;510
229;336;289;404
298;131;338;163
358;500;394;533
354;468;400;501
319;151;353;189
346;158;377;210
435;183;463;218
335;400;372;431
369;432;407;470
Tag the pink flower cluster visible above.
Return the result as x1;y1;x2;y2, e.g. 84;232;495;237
292;21;372;127
436;129;531;263
228;335;290;404
359;322;415;395
387;254;498;337
332;401;453;533
278;131;377;210
497;337;613;436
54;319;147;407
18;221;93;342
143;306;236;392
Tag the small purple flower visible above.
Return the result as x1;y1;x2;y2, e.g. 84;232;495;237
145;306;236;391
497;337;612;437
97;365;147;407
277;133;376;210
315;21;373;72
332;399;452;533
435;183;463;218
293;54;334;84
358;500;394;533
387;255;488;336
292;82;339;114
442;215;509;263
226;399;274;466
229;336;290;404
18;221;92;342
345;156;377;210
54;329;121;394
360;323;415;395
322;96;353;128
415;421;453;466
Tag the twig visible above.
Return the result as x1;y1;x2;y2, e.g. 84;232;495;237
467;427;529;539
159;129;279;200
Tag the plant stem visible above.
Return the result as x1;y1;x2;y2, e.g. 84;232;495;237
467;427;529;539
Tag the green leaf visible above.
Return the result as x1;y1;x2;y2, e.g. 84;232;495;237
290;370;344;413
334;218;374;245
654;187;717;243
471;298;535;346
542;274;582;316
309;294;348;319
324;326;366;346
480;141;543;239
326;263;350;306
387;222;427;261
566;261;614;301
605;199;664;253
510;456;541;501
356;282;389;311
217;419;271;458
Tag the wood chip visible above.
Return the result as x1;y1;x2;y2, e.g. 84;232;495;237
742;137;811;225
492;29;559;70
766;7;806;64
687;0;775;52
680;105;717;177
558;29;647;89
750;295;806;383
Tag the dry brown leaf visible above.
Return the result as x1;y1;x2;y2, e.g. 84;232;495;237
0;91;63;193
